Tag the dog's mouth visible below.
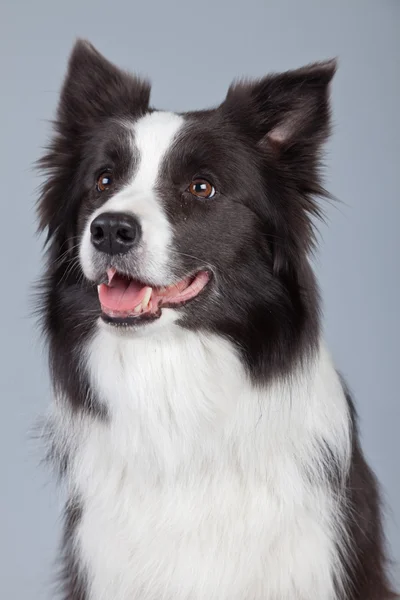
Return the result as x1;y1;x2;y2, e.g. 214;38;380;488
97;268;210;325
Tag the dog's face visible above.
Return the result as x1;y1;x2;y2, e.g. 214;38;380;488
77;110;264;330
39;40;334;375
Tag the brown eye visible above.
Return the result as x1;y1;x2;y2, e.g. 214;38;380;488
96;172;113;192
188;178;216;199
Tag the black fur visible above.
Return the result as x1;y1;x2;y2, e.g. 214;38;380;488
59;500;88;600
37;39;396;599
337;378;397;599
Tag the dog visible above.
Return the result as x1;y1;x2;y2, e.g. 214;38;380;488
37;39;396;599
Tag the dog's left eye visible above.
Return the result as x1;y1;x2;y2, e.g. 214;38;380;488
96;172;113;192
188;179;216;199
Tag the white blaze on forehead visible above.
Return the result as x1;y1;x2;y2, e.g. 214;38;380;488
132;111;184;190
80;111;185;284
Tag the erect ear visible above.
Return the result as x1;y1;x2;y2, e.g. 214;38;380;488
222;61;337;273
57;39;151;133
222;59;336;152
37;41;150;242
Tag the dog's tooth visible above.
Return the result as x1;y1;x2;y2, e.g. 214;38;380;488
142;287;152;309
107;267;117;285
133;304;142;314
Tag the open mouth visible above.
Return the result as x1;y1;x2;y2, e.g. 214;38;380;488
97;268;210;325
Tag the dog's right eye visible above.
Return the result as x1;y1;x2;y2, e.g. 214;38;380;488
96;172;113;192
188;178;216;199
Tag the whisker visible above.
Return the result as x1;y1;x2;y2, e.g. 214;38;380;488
168;249;217;280
168;249;207;263
53;244;81;267
58;257;82;286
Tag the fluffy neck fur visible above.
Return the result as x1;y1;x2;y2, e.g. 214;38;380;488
48;323;352;600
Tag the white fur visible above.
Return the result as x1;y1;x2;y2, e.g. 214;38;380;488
49;321;352;600
80;111;184;284
65;109;352;597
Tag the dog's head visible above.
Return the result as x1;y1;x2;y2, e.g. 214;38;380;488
38;40;335;376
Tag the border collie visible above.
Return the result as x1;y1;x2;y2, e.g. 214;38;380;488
37;39;396;600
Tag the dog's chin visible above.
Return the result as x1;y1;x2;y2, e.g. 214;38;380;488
95;268;211;330
100;310;162;329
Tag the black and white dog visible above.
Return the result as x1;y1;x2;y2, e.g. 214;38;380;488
37;40;396;599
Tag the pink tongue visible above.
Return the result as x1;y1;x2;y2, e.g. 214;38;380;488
98;277;148;312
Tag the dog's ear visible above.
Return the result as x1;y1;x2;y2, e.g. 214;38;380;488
37;41;150;240
222;60;336;152
222;61;336;272
58;39;151;133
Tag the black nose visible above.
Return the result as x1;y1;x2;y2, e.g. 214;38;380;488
90;212;141;255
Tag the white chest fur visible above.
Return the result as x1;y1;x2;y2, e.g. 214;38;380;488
55;323;351;600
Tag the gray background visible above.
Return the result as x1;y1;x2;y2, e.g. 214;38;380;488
1;0;399;597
